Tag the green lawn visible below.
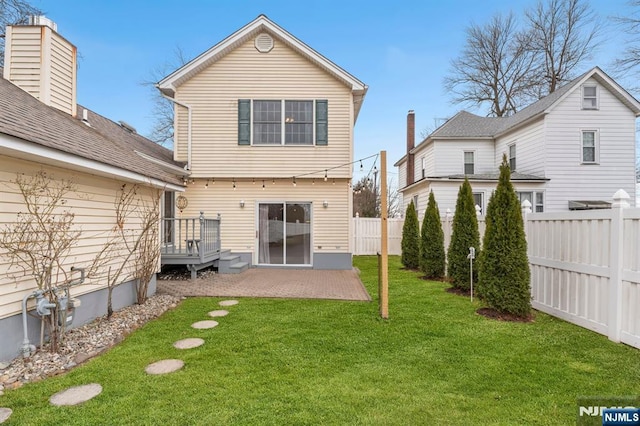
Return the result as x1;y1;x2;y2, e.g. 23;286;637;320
2;256;638;425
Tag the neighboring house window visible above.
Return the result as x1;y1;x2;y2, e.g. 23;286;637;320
413;195;419;214
516;191;544;212
238;99;328;146
473;192;483;215
464;151;474;175
508;144;516;171
421;157;426;179
582;130;598;163
535;192;544;213
582;85;598;110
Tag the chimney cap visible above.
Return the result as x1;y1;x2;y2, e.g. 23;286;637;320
28;15;57;32
408;110;415;114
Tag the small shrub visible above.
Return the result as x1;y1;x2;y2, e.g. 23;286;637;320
420;191;445;278
401;200;420;269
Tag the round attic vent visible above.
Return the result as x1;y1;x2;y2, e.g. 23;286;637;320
255;33;274;53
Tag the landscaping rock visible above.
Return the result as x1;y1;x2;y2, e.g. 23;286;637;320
219;300;239;307
208;310;228;317
0;408;12;423
145;359;184;375
0;294;180;391
49;383;102;406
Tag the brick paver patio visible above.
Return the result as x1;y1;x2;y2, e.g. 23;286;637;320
157;268;371;301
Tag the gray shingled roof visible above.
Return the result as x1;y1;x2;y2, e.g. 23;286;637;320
0;76;184;186
428;68;591;141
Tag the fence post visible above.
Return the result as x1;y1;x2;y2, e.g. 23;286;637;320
608;189;630;343
354;213;359;256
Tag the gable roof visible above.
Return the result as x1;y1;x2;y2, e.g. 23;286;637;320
157;14;368;119
0;75;185;188
406;67;640;159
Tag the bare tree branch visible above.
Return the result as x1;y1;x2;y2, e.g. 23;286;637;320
525;0;601;94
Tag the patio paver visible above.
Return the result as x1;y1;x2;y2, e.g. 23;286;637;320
158;268;371;301
208;310;229;317
173;338;205;349
145;359;184;375
191;320;218;329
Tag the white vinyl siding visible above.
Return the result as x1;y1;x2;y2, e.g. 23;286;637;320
544;76;636;210
174;37;353;178
411;142;436;183
495;119;545;177
0;156;157;320
432;140;494;176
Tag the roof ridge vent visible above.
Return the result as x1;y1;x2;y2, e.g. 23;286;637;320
255;33;274;53
118;120;137;134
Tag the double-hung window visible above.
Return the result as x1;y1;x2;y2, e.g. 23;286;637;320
582;85;598;110
508;144;516;171
464;151;474;175
472;192;483;215
582;130;598;163
238;99;328;146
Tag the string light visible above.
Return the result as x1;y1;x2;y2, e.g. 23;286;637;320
332;179;335;185
232;178;236;190
212;178;215;185
292;176;297;187
312;179;315;185
252;178;255;185
272;178;275;185
205;179;209;189
324;170;328;181
360;160;363;172
262;180;265;190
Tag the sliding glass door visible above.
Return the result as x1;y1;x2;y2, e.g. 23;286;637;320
258;202;311;265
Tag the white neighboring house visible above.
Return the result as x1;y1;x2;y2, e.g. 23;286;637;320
395;67;640;218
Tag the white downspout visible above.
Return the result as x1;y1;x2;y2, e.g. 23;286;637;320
159;91;192;171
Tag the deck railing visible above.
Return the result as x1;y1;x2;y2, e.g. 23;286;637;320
161;212;221;263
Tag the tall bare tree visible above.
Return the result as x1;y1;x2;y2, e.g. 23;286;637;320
613;1;640;87
142;47;190;146
525;0;601;94
444;13;538;117
0;0;43;67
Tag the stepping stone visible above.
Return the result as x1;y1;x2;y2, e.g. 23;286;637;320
173;338;205;350
219;300;238;307
49;383;102;406
0;408;12;424
208;310;229;317
191;320;218;329
145;359;184;375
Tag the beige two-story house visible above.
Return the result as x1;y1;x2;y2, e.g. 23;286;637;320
158;15;367;270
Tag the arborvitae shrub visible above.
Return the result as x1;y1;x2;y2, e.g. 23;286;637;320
420;191;445;279
401;200;420;269
478;156;531;318
447;178;480;291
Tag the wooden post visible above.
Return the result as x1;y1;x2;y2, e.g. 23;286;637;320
380;151;389;319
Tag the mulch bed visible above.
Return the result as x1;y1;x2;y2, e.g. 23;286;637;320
445;286;471;296
476;307;535;323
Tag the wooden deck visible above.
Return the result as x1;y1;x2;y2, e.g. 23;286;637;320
161;213;222;278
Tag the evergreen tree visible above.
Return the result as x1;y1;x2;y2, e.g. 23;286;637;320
478;155;531;317
447;178;481;291
401;200;420;269
420;191;446;279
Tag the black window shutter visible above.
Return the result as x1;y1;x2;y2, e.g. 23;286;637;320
315;100;328;145
238;99;251;145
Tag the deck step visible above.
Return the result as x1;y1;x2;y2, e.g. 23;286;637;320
217;253;249;274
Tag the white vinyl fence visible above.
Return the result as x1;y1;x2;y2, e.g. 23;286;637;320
525;194;640;349
353;191;640;349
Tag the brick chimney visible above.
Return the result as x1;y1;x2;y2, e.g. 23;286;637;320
406;110;415;187
3;16;77;117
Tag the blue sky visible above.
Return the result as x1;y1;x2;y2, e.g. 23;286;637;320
34;0;634;184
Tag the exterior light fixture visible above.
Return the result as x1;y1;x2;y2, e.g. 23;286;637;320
240;200;245;208
323;200;329;208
